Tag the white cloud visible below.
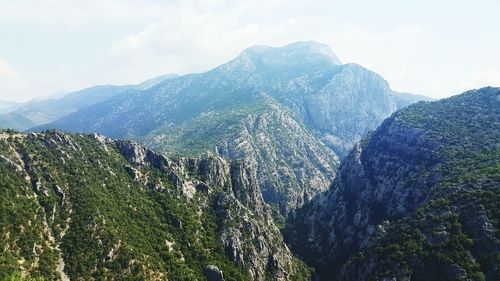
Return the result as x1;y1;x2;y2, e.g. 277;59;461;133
106;5;429;94
0;58;15;77
0;0;499;101
0;0;176;26
105;1;312;82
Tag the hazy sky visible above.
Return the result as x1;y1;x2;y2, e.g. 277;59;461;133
1;0;499;102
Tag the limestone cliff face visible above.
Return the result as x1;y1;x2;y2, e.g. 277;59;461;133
216;162;302;280
0;131;310;280
299;64;400;157
286;87;500;280
115;137;308;280
215;102;338;215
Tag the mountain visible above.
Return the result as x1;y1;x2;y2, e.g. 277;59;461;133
0;130;311;280
392;91;434;109
0;85;133;131
0;100;21;114
0;75;176;131
285;87;500;280
33;41;428;215
0;112;37;130
136;73;180;90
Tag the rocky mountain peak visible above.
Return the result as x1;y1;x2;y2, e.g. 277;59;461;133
244;41;340;63
29;41;429;218
221;41;341;74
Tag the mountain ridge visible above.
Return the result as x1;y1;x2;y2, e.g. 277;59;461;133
285;86;500;280
0;75;178;131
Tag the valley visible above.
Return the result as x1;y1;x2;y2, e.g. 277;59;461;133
0;42;498;281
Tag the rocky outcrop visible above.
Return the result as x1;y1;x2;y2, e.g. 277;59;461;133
215;102;338;215
204;265;225;281
299;63;399;157
214;160;305;280
114;137;309;280
115;138;312;280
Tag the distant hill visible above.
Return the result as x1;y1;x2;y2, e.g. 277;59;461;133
0;75;177;131
0;100;21;114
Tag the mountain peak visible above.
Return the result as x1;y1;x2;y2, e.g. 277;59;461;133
221;41;341;73
243;41;340;64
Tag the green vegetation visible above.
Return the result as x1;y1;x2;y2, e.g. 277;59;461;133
347;187;499;280
2;272;45;281
2;131;299;280
398;88;500;193
346;88;500;280
286;87;500;280
145;94;271;157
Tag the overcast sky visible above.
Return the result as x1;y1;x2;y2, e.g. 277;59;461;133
0;0;499;102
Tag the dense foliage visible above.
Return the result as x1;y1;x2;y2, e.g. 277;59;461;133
0;130;311;280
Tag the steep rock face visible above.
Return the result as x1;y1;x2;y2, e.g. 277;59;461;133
213;102;338;215
116;138;308;280
0;130;310;280
286;87;500;280
204;265;225;281
216;161;305;280
35;41;427;215
299;64;399;156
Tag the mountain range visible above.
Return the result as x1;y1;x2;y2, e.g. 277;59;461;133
0;100;21;114
1;87;497;281
0;130;311;280
1;41;496;281
28;41;427;215
0;74;178;131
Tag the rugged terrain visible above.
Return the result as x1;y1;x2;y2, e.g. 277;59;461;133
33;41;427;215
286;87;500;280
0;130;310;280
2;85;496;281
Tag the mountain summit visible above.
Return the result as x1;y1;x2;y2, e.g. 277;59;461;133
217;41;340;79
230;41;340;71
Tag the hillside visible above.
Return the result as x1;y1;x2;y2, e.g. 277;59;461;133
285;87;500;280
0;130;310;280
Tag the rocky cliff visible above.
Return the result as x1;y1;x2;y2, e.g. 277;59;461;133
286;87;500;280
0;130;310;280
